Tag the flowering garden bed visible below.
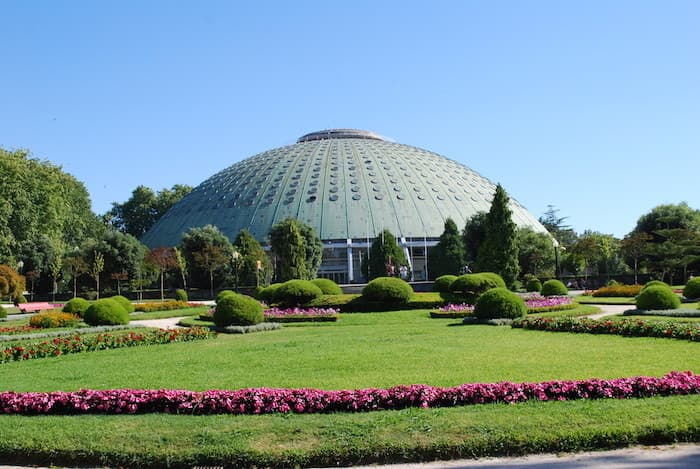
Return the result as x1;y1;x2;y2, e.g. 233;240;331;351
0;371;696;416
514;317;700;341
431;296;576;318
201;306;340;323
0;327;215;363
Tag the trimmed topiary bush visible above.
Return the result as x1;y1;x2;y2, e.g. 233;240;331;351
62;297;90;317
275;280;323;307
434;275;458;293
83;299;130;326
311;278;343;295
215;290;236;304
525;278;542;293
213;293;264;327
642;280;670;291
474;287;527;319
362;277;414;305
174;289;188;302
541;279;568;296
636;285;681;310
257;283;282;304
449;273;504;303
108;295;134;314
682;278;700;300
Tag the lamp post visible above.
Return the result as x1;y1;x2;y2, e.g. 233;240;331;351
232;250;241;292
256;259;262;288
16;260;23;274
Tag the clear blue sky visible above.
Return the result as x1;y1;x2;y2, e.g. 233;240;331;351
2;1;698;239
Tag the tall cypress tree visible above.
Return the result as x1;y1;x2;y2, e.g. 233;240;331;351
269;218;308;281
428;218;466;278
361;230;408;281
477;184;520;288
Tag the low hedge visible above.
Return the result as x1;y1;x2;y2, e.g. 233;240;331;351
0;327;215;364
623;309;700;318
133;301;195;312
215;322;282;334
514;316;700;341
592;285;642;297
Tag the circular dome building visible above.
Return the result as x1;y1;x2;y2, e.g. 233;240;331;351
142;129;548;283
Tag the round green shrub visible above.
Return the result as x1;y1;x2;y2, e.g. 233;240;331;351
433;275;458;293
174;289;188;302
636;285;681;310
83;298;130;326
525;278;542;293
14;294;27;304
213;293;264;327
311;278;343;295
683;278;700;300
62;297;90;317
361;277;414;304
449;273;504;303
479;272;507;289
257;283;282;304
541;279;568;296
474;287;527;319
215;290;236;304
109;295;134;313
276;280;323;307
642;280;669;291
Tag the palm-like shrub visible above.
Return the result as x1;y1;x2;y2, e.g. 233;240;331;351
541;279;568;296
682;278;700;300
362;277;413;304
213;293;264;327
474;287;527;319
311;278;343;295
276;280;323;307
434;275;458;293
83;299;130;326
109;295;134;313
636;285;680;310
62;297;90;317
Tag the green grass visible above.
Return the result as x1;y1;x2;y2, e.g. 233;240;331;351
2;308;699;467
575;295;636;305
2;309;698;392
529;304;599;318
129;306;210;320
0;396;698;468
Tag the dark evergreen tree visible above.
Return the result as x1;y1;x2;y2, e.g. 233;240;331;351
298;222;323;279
462;212;488;268
233;229;272;287
269;218;311;281
361;230;408;281
428;218;466;278
477;184;520;288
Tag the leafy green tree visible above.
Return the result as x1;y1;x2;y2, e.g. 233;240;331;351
428;218;466;278
477;184;520;288
631;203;700;283
298;222;323;279
107;184;192;238
233;229;272;287
620;232;652;284
173;247;188;290
269;219;308;281
145;247;178;301
0;147;100;264
361;230;409;281
86;251;105;299
180;225;234;290
63;253;87;298
517;228;555;278
462;212;488;267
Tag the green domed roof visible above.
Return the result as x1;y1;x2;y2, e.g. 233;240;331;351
141;129;547;247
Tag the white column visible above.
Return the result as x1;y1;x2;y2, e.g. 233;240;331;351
346;239;354;282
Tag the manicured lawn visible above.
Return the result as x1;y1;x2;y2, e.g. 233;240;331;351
575;295;636;305
1;308;699;467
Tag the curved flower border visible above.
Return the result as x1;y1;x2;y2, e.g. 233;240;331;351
0;371;697;416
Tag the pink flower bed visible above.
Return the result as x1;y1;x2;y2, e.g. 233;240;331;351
264;307;339;318
438;303;474;313
1;371;697;416
524;295;573;309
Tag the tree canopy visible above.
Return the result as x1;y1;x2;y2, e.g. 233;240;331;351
107;184;192;238
428;218;466;278
0;147;100;265
269;218;322;281
361;229;409;281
